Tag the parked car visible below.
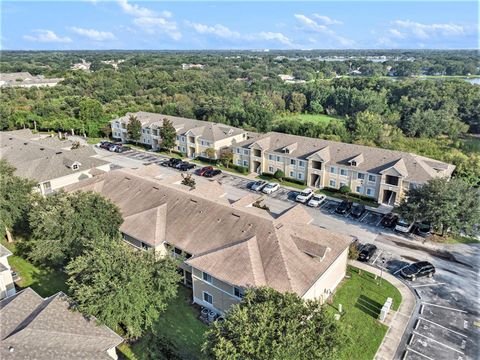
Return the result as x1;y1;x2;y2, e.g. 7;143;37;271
415;222;432;237
99;141;113;150
358;243;377;262
335;200;353;215
262;182;280;194
307;194;326;207
381;213;399;228
295;188;314;203
395;218;414;233
204;169;222;178
115;145;130;153
400;261;435;281
251;180;267;191
351;204;366;218
197;166;213;176
163;158;182;168
177;162;196;171
108;144;120;152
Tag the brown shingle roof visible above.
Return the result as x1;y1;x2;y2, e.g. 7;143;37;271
65;168;351;296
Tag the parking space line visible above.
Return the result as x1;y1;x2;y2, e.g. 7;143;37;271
394;264;409;275
422;302;468;313
411;283;445;288
359;212;369;222
372;250;383;265
376;215;385;227
418;317;468;338
405;347;435;360
413;331;464;354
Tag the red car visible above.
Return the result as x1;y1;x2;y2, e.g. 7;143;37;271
197;166;213;176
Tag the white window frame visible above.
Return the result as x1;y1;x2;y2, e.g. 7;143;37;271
357;173;365;180
340;169;348;177
268;166;274;173
203;291;213;304
202;272;212;283
290;159;296;166
368;174;376;183
268;154;274;161
233;287;244;299
243;149;249;155
243;160;248;167
276;155;283;163
366;188;375;197
290;171;295;177
298;172;304;180
329;179;336;187
298;160;305;168
356;186;363;194
330;166;337;174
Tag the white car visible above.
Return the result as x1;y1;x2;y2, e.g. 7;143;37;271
395;218;414;233
251;180;267;191
295;188;315;203
307;194;326;207
262;182;280;194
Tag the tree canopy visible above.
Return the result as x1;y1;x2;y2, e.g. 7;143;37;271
127;115;141;144
27;191;123;267
67;240;181;339
203;287;348;360
159;118;177;151
398;178;480;236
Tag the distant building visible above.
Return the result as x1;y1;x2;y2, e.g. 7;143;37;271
0;288;123;359
278;74;295;82
111;112;248;159
0;244;15;300
101;59;125;70
0;130;111;195
182;63;205;70
71;59;91;71
0;72;63;88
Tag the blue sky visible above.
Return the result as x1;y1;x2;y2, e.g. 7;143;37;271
1;1;478;50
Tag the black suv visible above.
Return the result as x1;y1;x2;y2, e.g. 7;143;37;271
177;162;196;171
381;213;399;228
358;244;377;262
335;200;353;215
351;204;366;219
400;261;435;281
162;158;182;167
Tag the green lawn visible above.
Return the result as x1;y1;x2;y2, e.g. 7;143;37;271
431;234;480;244
1;240;68;297
121;286;208;360
327;266;402;360
256;174;307;190
317;188;380;208
274;113;343;125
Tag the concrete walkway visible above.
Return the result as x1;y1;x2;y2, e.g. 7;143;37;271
348;260;417;360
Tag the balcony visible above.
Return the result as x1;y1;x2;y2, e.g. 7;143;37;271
384;175;400;186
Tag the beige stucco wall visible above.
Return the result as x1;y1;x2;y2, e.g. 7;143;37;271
302;248;349;303
0;256;15;300
192;275;240;314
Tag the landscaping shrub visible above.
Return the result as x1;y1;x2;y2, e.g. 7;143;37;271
273;169;285;179
282;176;306;185
231;164;249;174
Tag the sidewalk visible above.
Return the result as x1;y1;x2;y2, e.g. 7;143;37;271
348;260;417;360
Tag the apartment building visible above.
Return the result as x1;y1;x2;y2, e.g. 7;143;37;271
0;244;15;300
111;112;247;159
232;132;455;206
0;72;63;88
66;166;352;315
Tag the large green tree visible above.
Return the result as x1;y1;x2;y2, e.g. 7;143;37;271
159;118;177;152
127;115;142;144
28;191;123;267
79;98;105;137
398;178;480;236
67;240;181;339
203;287;348;360
0;159;37;240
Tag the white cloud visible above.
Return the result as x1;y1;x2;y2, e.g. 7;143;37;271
118;0;181;40
23;29;72;43
393;20;464;39
294;14;354;47
388;29;406;39
312;13;343;25
69;27;116;41
133;17;181;40
118;0;153;17
186;21;292;46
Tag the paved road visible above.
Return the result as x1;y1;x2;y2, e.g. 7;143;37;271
93;146;480;360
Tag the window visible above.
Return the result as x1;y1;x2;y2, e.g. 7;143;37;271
43;181;51;192
176;135;180;140
357;173;365;180
366;188;375;197
200;140;205;146
234;287;244;299
356;186;363;194
290;171;295;177
368;174;376;183
236;148;241;154
298;173;304;180
330;166;337;174
268;154;274;161
298;160;305;168
340;182;347;187
141;242;150;250
72;164;79;170
181;136;185;142
276;156;283;162
290;159;296;166
202;272;212;283
243;160;248;167
243;149;249;155
203;292;213;304
142;129;145;133
329;179;336;187
268;166;274;173
340;169;348;176
351;161;357;167
237;159;242;165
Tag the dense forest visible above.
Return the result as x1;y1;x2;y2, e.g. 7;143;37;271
0;50;479;185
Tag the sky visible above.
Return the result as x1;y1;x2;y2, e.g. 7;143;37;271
1;1;478;50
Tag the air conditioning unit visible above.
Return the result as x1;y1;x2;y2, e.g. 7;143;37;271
207;310;216;322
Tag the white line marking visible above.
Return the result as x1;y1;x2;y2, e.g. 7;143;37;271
406;347;435;360
412;283;446;288
413;331;464;354
394;264;409;275
422;302;468;314
360;212;369;222
372;250;383;265
419;317;468;338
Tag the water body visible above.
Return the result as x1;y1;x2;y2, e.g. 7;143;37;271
466;78;480;85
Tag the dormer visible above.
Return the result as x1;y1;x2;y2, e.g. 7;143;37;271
292;236;329;261
64;160;81;170
282;143;297;154
307;146;330;163
348;153;364;167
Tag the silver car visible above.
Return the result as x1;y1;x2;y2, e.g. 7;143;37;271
251;180;267;191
